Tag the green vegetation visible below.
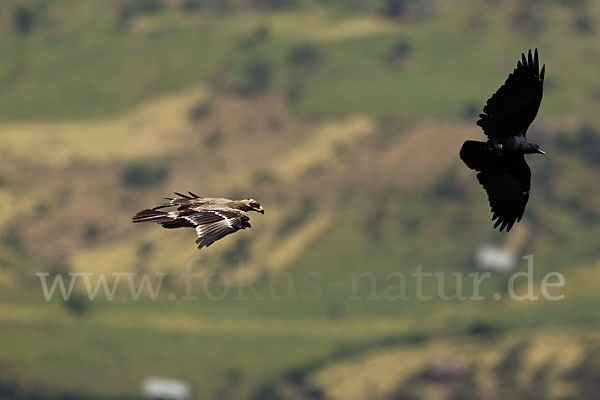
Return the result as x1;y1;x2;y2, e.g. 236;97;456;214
0;0;599;122
121;163;169;188
233;58;274;96
1;0;600;399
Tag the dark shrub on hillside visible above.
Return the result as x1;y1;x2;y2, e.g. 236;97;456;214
572;14;594;34
287;43;321;70
222;237;252;266
65;292;91;316
461;100;481;120
567;344;600;399
278;197;315;236
286;79;304;103
557;126;600;166
327;302;346;319
205;128;223;149
182;0;204;11
430;170;467;201
234;59;272;96
382;0;408;18
578;126;600;165
364;207;386;241
466;321;502;337
466;12;488;32
13;6;34;35
239;25;270;47
117;0;165;28
251;384;287;400
2;226;23;250
496;342;528;383
188;100;212;122
252;0;300;10
121;163;169;187
461;101;480;120
510;4;545;35
253;168;277;185
83;223;102;242
384;39;412;66
138;241;154;259
120;0;164;15
560;0;589;9
286;42;321;103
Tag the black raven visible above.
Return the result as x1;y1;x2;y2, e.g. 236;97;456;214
460;49;546;232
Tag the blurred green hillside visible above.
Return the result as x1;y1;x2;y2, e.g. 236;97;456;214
1;0;600;399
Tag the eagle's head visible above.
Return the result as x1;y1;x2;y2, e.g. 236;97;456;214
242;198;264;214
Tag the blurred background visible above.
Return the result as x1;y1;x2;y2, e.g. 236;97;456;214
1;0;600;399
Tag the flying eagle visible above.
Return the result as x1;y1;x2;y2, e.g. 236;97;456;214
132;192;264;249
460;49;546;232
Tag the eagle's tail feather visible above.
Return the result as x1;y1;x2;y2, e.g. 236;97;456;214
132;209;171;224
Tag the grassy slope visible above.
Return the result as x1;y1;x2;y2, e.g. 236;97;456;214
1;0;600;399
308;327;598;400
0;1;599;122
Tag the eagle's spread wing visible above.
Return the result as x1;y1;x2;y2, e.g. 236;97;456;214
183;209;251;249
476;155;531;232
477;49;545;139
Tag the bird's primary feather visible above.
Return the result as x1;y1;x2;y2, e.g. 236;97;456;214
476;155;531;232
188;209;251;249
477;49;545;139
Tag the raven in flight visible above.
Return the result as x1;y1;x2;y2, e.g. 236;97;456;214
460;49;546;232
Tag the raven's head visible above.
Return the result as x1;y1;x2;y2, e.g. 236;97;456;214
528;143;546;155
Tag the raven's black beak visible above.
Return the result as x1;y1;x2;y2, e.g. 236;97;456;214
536;148;547;155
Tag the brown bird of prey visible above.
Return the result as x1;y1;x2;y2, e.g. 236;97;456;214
132;192;264;249
460;49;546;232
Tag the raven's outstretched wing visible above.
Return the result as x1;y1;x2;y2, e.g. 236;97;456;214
477;49;545;139
476;155;531;232
183;209;251;249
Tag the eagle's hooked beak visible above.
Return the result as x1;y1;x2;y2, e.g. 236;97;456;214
536;148;547;155
254;205;264;214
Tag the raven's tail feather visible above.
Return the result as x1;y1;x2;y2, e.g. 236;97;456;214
460;140;488;170
132;209;172;224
